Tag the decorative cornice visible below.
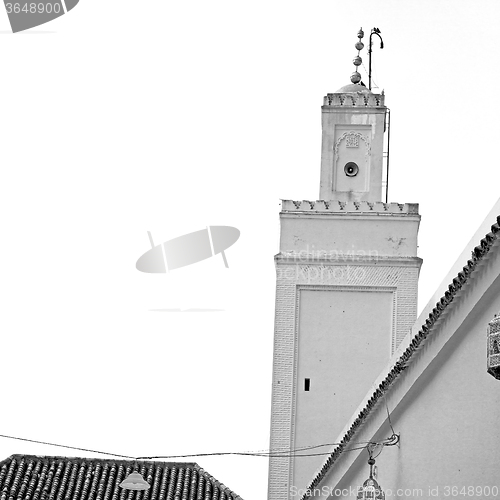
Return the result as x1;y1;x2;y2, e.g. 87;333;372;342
301;215;500;499
281;200;419;215
275;254;422;267
323;92;385;107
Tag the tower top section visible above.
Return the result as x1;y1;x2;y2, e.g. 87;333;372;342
319;28;387;202
323;27;385;108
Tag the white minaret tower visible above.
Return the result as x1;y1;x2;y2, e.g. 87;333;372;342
268;29;422;499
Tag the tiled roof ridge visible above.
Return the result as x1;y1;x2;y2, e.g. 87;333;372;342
0;454;198;468
301;215;500;499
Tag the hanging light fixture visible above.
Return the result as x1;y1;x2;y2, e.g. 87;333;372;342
356;456;385;500
119;471;150;491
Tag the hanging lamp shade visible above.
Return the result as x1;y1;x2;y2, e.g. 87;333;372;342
119;471;150;490
356;458;385;500
357;477;385;500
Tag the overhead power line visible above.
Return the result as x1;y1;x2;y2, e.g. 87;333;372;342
0;434;134;459
0;432;398;460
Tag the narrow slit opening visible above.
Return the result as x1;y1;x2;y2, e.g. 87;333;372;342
304;378;310;391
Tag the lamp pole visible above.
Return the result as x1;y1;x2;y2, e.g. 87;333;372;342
368;28;384;90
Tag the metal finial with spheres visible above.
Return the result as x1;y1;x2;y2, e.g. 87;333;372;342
350;28;364;84
349;27;385;90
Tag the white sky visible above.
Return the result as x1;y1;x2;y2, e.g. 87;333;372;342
0;1;499;498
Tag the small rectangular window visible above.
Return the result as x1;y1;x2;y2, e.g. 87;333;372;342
304;378;310;391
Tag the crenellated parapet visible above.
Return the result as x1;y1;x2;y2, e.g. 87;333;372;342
281;200;418;214
323;92;384;107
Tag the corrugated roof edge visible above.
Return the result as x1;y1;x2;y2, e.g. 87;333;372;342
301;213;500;499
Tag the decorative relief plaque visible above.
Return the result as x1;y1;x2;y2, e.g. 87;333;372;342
346;133;360;148
334;131;370;161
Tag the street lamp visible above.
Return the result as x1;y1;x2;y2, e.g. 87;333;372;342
368;28;384;90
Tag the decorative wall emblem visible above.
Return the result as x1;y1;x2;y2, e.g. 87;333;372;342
346;133;360;148
334;131;371;164
487;313;500;380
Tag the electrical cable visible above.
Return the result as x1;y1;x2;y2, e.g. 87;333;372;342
384;397;397;437
138;444;371;460
0;432;373;458
362;62;379;89
0;432;398;461
373;447;383;459
244;439;376;455
0;433;135;459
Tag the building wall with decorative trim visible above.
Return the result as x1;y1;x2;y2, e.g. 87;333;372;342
268;203;421;499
